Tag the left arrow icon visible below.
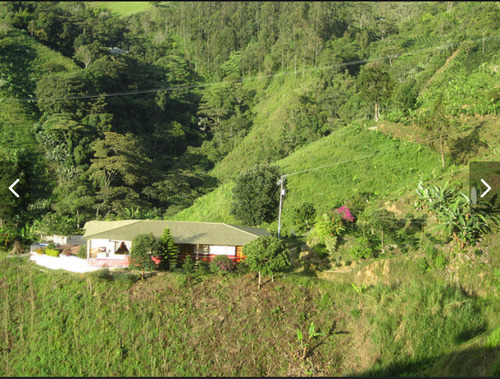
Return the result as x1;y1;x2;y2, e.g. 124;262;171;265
9;179;19;198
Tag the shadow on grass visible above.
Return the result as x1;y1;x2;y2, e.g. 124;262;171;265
349;346;500;377
306;320;350;359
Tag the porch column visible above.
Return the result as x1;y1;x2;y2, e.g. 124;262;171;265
86;239;90;260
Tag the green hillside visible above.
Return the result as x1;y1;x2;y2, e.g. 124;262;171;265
1;252;499;377
0;2;500;377
0;29;80;153
175;124;443;226
92;2;170;17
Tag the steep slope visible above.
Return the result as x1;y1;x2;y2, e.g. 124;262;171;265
174;124;442;228
210;72;326;181
0;29;80;155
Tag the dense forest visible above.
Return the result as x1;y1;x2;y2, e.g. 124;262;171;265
0;1;499;241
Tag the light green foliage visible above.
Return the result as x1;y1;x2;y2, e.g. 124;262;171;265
415;181;499;248
296;321;325;359
308;212;345;254
44;248;60;257
349;236;375;260
487;326;500;348
243;235;290;286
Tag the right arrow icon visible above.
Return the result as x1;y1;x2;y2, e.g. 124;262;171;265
480;178;491;198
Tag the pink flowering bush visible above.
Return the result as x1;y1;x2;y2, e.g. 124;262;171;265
335;206;355;223
210;255;236;273
307;206;356;255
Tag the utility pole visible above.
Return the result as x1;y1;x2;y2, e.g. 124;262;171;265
277;175;287;238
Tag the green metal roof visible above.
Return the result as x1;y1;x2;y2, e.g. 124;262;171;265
82;220;270;246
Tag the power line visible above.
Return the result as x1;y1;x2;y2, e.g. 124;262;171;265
281;120;477;179
1;34;498;103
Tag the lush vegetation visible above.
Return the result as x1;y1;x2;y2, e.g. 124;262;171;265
0;1;500;376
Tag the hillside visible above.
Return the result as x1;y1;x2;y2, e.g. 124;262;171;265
174;123;443;226
1;252;499;377
0;2;499;377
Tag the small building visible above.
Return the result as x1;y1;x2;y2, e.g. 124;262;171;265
82;220;270;268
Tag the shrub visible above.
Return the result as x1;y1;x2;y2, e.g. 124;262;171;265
235;260;250;274
182;257;196;274
45;248;60;257
11;240;24;255
416;257;429;274
92;268;114;281
130;233;158;271
115;272;138;286
210;255;236;274
195;260;211;276
434;255;448;270
350;236;374;260
0;226;16;250
243;235;290;288
77;245;87;259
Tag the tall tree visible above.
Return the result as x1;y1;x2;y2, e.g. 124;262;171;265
231;164;280;226
420;93;452;168
358;61;393;122
88;132;152;217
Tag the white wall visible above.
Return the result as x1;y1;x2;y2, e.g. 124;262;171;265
209;245;236;256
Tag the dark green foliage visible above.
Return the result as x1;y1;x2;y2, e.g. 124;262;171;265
231;164;280;226
210;255;236;274
416;258;430;274
358;61;393;121
92;268;114;282
194;260;211;276
158;228;177;270
129;233;157;271
181;256;196;274
290;202;316;234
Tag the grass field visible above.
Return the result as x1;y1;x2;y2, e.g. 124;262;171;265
92;2;170;17
1;252;499;376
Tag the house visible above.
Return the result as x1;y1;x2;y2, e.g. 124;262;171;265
82;220;270;268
